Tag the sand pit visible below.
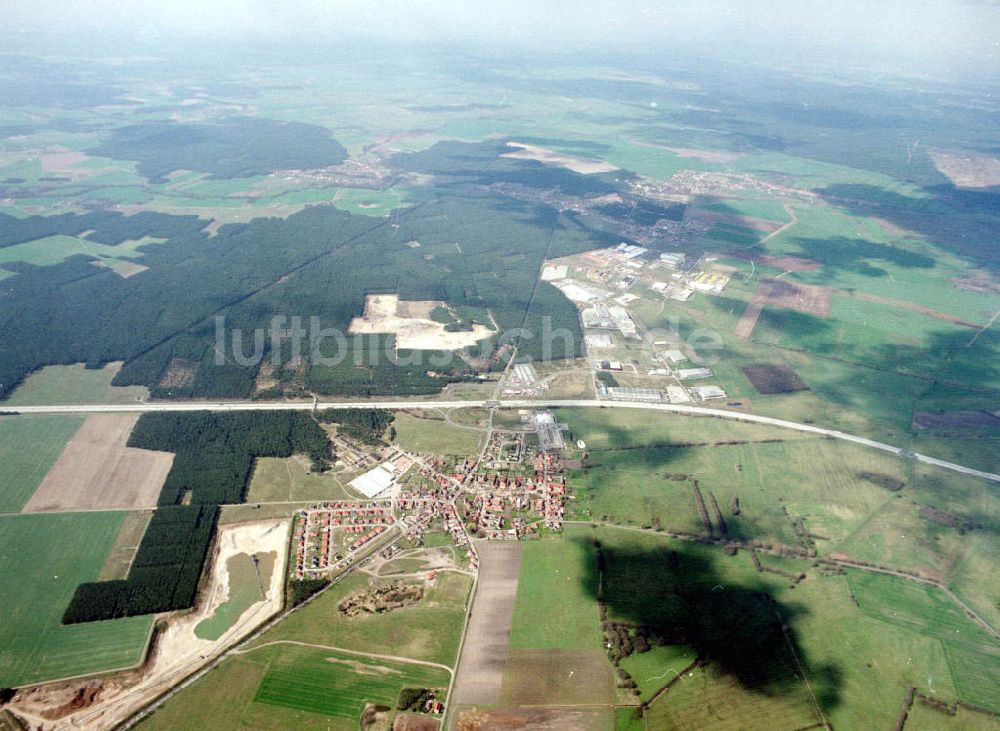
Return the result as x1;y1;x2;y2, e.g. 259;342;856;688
452;542;522;706
22;414;173;513
14;519;291;731
349;294;495;350
501;142;618;175
929;150;1000;189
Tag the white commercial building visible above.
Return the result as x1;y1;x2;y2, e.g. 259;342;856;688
349;463;397;499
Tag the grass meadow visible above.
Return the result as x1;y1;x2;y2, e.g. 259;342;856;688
0;512;153;687
250;570;471;667
3;362;148;406
140;643;448;730
0;415;82;512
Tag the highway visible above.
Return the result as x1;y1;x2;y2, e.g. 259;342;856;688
7;397;1000;483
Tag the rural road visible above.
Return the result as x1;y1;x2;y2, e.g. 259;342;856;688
7;398;1000;483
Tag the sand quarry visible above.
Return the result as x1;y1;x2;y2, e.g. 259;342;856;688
12;519;290;731
929;150;1000;189
501;142;618;175
349;294;495;350
22;414;174;513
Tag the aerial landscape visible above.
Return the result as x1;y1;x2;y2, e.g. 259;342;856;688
1;1;999;729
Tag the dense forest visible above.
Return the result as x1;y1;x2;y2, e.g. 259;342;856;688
63;411;331;624
0;147;616;400
129;411;332;504
91;117;348;182
63;505;218;623
0;210;206;248
316;408;395;444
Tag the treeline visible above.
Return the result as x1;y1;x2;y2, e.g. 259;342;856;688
0;147;614;400
64;411;332;624
63;505;217;623
92;117;348;183
0;210;206;249
317;408;394;444
129;411;332;504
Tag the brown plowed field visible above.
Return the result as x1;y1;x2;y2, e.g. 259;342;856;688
22;414;173;513
734;278;832;340
451;542;522;706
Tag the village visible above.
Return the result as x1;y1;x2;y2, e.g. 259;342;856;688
288;410;575;581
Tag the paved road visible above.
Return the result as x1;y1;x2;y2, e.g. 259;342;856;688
7;398;1000;483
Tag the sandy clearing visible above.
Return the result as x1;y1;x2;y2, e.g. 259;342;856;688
929;150;1000;189
110;261;149;279
22;414;173;513
349;294;495;350
452;542;522;706
22;519;291;731
40;147;89;174
660;146;742;164
501;142;618;175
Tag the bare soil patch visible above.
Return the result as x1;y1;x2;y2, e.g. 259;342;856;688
629;139;741;164
456;707;610;731
759;255;820;271
338;582;424;616
109;261;148;279
349;294;494;350
734;278;831;341
953;270;1000;295
913;411;1000;430
393;713;439;731
929;150;1000;189
12;520;290;730
326;657;403;676
501;142;617;175
757;278;832;315
452;542;522;706
741;364;809;395
158;357;198;389
22;414;173;513
500;649;613;707
685;208;781;233
844;291;979;329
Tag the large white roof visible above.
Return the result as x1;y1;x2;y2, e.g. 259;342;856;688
349;465;395;498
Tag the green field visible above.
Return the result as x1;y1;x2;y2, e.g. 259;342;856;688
0;415;82;512
3;362;149;406
508;527;603;650
0;512;154;687
140;643;448;730
391;410;484;456
250;570;472;666
195;552;276;641
245;457;357;503
848;571;1000;712
254;644;449;718
571;430;901;548
590;525;993;729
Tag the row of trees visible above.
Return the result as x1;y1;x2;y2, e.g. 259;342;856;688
63;411;333;624
63;505;218;623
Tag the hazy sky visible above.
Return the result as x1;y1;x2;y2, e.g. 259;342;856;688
7;0;1000;74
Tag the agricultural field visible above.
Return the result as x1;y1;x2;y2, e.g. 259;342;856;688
0;414;83;512
507;528;603;651
245;457;357;503
140;643;448;731
1;362;148;406
391;410;485;457
22;414;173;513
589;526;999;729
0;512;153;687
250;570;472;667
